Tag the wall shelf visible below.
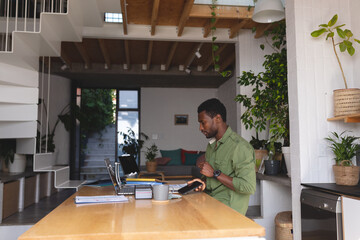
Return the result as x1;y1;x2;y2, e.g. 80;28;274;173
327;113;360;123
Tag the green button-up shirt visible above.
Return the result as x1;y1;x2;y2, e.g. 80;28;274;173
205;127;256;215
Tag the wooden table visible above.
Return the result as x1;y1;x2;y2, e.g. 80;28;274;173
19;186;266;240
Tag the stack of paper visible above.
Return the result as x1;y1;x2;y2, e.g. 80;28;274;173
74;195;128;204
135;186;152;199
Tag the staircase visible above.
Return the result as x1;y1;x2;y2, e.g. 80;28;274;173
80;124;116;180
0;0;104;190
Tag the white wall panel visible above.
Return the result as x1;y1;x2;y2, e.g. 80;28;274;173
0;85;38;104
0;121;36;138
0;64;38;87
0;104;37;121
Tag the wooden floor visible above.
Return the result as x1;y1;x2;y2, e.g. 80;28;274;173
1;189;76;225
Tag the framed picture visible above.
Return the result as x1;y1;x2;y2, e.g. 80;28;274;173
174;114;188;125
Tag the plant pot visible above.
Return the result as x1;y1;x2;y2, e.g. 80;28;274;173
1;157;9;172
282;146;291;177
146;161;157;173
254;149;268;172
9;154;26;173
333;88;360;117
333;164;360;186
264;160;280;175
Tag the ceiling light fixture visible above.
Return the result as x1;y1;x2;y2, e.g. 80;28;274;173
195;51;202;58
185;68;191;74
252;0;285;23
60;64;68;71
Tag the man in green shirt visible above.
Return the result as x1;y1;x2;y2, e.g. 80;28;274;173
191;98;256;215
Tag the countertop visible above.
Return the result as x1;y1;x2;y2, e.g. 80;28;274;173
302;183;360;198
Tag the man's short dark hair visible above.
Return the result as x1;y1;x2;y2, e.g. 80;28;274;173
197;98;226;122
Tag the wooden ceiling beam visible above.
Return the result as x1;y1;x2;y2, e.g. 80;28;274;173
177;0;194;36
229;19;250;39
150;0;160;35
190;5;253;19
74;42;91;69
165;42;179;71
202;43;228;72
203;18;219;38
98;39;111;69
219;53;235;72
146;40;153;70
124;40;130;70
254;23;272;38
120;0;128;35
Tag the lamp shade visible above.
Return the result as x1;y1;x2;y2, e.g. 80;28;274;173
252;0;285;23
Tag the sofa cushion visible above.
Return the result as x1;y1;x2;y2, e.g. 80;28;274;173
155;157;171;166
181;149;198;164
160;149;182;166
184;152;202;165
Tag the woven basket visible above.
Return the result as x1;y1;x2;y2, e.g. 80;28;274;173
333;160;360;186
333;88;360;117
275;211;293;240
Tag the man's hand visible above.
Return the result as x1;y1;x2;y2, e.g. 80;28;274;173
187;179;206;192
199;162;214;178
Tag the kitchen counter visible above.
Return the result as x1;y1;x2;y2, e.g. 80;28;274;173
302;183;360;198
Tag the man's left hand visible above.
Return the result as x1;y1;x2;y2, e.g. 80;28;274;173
200;162;214;177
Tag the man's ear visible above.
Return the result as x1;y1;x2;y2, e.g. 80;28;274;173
215;114;222;123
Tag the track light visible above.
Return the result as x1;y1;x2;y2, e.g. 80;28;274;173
60;64;68;71
195;51;202;58
185;68;191;74
252;0;285;23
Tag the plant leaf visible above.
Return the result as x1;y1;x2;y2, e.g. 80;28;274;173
334;24;346;28
354;38;360;44
339;42;346;52
344;29;353;38
260;44;265;50
326;32;334;40
319;24;328;27
347;45;355;56
328;14;338;27
336;28;346;38
311;28;327;37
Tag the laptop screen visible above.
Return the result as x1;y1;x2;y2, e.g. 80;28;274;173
119;155;140;175
104;158;120;189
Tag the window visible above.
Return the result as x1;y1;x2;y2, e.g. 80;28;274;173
105;13;123;23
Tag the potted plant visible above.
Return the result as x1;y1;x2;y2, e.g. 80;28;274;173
0;139;26;173
144;143;159;173
325;131;360;186
235;22;290;174
119;128;148;166
311;14;360;117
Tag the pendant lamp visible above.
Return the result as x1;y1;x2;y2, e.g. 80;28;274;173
252;0;285;23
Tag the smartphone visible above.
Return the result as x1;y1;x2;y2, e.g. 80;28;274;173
178;181;203;195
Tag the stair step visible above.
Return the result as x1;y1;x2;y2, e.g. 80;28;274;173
56;180;86;190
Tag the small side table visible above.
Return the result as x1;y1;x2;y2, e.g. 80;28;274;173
138;171;165;181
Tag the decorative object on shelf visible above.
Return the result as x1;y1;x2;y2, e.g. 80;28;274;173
252;0;285;24
264;159;280;175
145;144;159;173
281;146;291;177
8;154;26;173
250;135;268;172
311;14;360;117
325;131;360;186
174;114;188;125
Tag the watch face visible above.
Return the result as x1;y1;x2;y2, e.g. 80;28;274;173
214;170;221;178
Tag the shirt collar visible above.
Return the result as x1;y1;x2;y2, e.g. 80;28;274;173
208;126;231;148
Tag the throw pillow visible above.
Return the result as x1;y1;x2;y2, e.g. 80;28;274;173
160;149;182;166
181;149;198;164
155;157;171;166
184;152;202;165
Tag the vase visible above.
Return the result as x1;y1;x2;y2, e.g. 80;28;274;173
282;146;290;177
9;154;27;173
254;149;268;172
333;88;360;117
333;163;360;186
146;161;157;173
264;160;280;175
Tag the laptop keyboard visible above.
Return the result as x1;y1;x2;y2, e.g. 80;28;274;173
118;186;135;195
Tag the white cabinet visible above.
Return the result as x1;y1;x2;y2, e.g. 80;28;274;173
342;196;360;240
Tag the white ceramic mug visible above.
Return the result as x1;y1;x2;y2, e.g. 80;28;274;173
152;184;169;201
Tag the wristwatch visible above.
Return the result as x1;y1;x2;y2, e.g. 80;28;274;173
213;170;221;179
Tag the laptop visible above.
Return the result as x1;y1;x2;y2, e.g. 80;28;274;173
104;158;135;195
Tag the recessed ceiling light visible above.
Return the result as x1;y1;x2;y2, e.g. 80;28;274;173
105;13;123;23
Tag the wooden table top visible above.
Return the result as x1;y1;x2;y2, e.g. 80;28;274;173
19;186;265;240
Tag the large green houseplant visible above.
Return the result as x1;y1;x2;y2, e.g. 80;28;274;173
311;14;360;117
235;22;289;150
325;131;360;186
119;128;148;166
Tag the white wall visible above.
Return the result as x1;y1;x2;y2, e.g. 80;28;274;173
286;0;360;239
351;0;360;81
218;74;238;130
140;87;217;165
38;74;71;165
